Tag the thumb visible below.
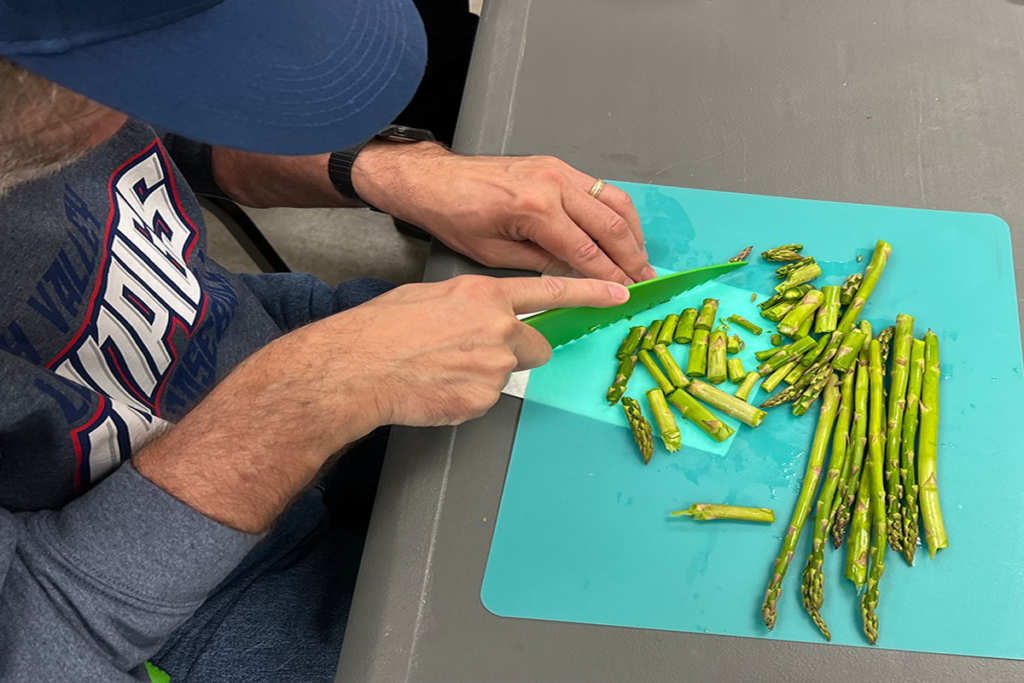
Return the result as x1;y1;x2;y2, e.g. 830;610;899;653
500;276;630;315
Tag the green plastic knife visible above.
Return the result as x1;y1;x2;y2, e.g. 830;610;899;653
523;261;747;349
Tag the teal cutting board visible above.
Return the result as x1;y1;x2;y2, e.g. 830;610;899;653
481;182;1024;659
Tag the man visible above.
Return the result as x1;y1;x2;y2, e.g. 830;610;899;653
0;1;652;681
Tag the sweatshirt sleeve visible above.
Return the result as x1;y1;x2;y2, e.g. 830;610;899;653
156;129;224;198
0;461;261;680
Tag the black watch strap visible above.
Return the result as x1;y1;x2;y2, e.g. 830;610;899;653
328;125;436;211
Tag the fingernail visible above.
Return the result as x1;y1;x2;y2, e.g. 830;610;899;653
642;266;657;280
624;277;636;286
609;283;630;302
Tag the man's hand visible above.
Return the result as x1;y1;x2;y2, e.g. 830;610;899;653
354;142;655;286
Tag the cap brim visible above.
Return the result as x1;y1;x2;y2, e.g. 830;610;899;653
13;0;426;154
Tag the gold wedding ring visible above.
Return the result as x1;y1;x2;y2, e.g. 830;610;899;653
588;178;606;199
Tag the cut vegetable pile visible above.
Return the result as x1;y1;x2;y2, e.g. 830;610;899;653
604;240;947;645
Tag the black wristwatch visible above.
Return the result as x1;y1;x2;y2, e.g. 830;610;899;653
328;124;436;210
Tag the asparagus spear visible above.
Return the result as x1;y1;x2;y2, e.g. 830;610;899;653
801;371;852;640
641;319;663;351
762;301;799;323
686;379;767;427
667;389;736;442
778;290;824;337
727;357;746;384
776;257;816;278
830;321;872;548
801;334;832;368
646;388;682;452
758;284;813;311
653;343;690;390
795;315;814;339
756;347;782;361
815;286;841;334
837;240;892;334
762;374;840;631
876;325;895;366
616;326;646;360
622;396;654;464
672;503;775;522
884;314;914;552
638;349;674;395
707;329;728;384
762;360;798;393
695;298;719;331
831;328;867;373
901;338;926;565
656;314;679;347
686;329;709;378
758;336;817;375
761;244;804;262
862;340;888;644
840;272;863;306
726;314;763;335
919;330;947;559
845;465;872;588
728;245;754;262
784;363;807;385
735;372;760;402
675;308;699;343
727;334;745;354
775;262;822;293
606;354;638;405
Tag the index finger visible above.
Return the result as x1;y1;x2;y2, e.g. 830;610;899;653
499;276;630;315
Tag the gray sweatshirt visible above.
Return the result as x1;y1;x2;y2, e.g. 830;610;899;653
0;119;308;680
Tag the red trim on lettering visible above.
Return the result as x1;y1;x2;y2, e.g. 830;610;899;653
70;394;108;491
156;138;202;262
105;345;155;411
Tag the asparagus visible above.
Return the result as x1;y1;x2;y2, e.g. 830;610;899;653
646;388;682;452
686;379;767;427
675;308;699;343
770;333;783;346
776;257;816;278
919;330;947;559
727;357;746;384
901;338;926;565
831;328;867;373
726;314;763;335
606;354;638;405
830;321;872;548
672;503;775;522
686;329;709;378
727;334;745;354
801;334;831;368
884;314;914;552
775;262;822;293
762;374;840;631
862;340;888;645
840;272;863;306
667;389;736;442
762;360;797;393
801;371;853;640
656;314;679;346
778;290;824;337
762;301;798;323
638;349;674;395
728;245;754;263
795;315;814;339
616;326;646;360
762;244;804;261
784;363;807;385
641;319;663;351
707;329;728;384
876;325;895;366
756;347;782;361
815;286;841;334
845;465;872;588
622;396;654;464
695;298;719;331
653;343;690;390
758;284;812;311
735;372;760;402
790;332;845;416
837;240;892;334
757;336;817;375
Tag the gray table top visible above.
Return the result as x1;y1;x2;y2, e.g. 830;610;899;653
336;1;1024;681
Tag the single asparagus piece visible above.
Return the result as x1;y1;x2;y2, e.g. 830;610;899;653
776;256;816;278
862;340;888;644
784;363;807;385
778;290;824;338
845;465;872;588
646;388;682;452
727;357;746;384
653;343;690;390
641;319;663;351
686;379;767;427
770;333;783;346
707;329;728;384
728;245;754;263
876;325;895;366
794;315;814;339
831;328;867;373
727;334;745;354
638;349;675;395
901;338;926;565
757;336;817;375
686;328;709;378
762;374;840;631
616;326;646;360
675;308;699;343
815;286;841;334
667;389;736;442
884;314;914;552
762;244;805;261
837;240;892;334
756;347;782;361
758;284;813;311
801;334;832;367
762;360;797;393
762;301;799;323
776;262;822;293
656;314;679;347
672;503;775;522
606;354;638;405
695;298;719;331
622;396;654;464
919;330;947;559
801;371;852;640
830;321;872;548
726;314;763;335
840;272;863;306
735;372;760;402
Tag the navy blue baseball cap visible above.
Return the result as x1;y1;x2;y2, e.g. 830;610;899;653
0;0;426;154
